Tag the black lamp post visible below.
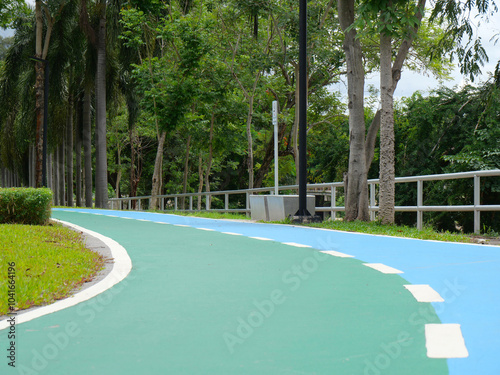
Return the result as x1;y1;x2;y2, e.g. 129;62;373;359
31;57;49;187
293;0;320;223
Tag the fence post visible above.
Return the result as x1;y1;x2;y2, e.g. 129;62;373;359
225;194;229;212
161;197;164;211
330;186;336;220
370;183;376;221
175;197;178;211
417;180;423;230
138;199;141;211
206;194;210;210
474;175;481;234
189;196;193;211
246;192;250;217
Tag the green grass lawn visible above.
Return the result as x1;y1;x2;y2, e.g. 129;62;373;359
304;219;474;243
151;210;481;243
0;223;104;315
148;210;250;221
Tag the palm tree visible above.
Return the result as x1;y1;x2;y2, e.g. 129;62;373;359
80;0;125;208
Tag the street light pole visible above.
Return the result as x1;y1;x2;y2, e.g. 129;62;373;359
293;0;321;223
297;0;308;217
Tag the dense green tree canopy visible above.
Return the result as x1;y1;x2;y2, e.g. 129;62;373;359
0;0;498;232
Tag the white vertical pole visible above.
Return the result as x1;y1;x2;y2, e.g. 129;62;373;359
417;180;423;230
370;183;376;221
474;175;480;234
273;100;278;195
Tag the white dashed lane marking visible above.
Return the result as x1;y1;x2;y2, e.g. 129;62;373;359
404;285;444;302
282;242;312;248
363;263;403;274
320;250;354;258
425;324;469;358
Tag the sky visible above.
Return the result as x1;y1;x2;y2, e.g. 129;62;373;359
360;21;500;103
1;1;499;102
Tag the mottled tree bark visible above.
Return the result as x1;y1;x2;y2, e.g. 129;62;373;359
66;93;74;207
83;86;93;207
94;7;108;208
150;131;166;210
338;0;369;221
379;32;395;223
75;97;82;207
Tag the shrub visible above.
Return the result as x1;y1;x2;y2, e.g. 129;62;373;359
0;188;53;225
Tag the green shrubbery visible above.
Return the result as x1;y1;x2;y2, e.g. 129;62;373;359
0;188;52;225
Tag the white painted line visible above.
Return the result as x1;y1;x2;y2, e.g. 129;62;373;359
93;213;103;215
136;219;150;222
364;263;403;274
197;228;215;231
174;224;190;227
107;215;118;218
0;219;132;331
249;236;273;241
121;217;133;220
221;232;243;236
425;324;469;358
320;250;354;258
404;285;444;302
282;242;312;248
154;221;170;225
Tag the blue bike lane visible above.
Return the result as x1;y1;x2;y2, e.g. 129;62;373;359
52;208;500;375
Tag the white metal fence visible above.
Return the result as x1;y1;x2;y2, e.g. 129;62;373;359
109;169;500;233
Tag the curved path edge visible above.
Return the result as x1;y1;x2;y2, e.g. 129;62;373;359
0;219;132;331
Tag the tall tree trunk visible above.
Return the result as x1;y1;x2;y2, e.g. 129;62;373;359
53;149;59;205
29;146;34;187
376;0;425;223
129;127;138;209
48;152;53;191
66;93;74;207
83;85;93;207
150;131;166;210
379;32;395;224
94;6;108;208
58;142;65;206
205;113;215;209
292;65;300;184
338;0;369;221
34;1;55;187
197;154;203;210
246;96;255;190
115;147;121;199
34;1;44;188
181;134;191;210
254;120;288;188
365;110;381;169
75;98;82;207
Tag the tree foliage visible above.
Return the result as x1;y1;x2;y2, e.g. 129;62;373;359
0;0;498;232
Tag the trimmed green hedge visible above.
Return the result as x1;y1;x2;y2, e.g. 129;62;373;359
0;188;53;225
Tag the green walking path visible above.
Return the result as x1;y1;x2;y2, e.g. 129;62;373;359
12;211;447;374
